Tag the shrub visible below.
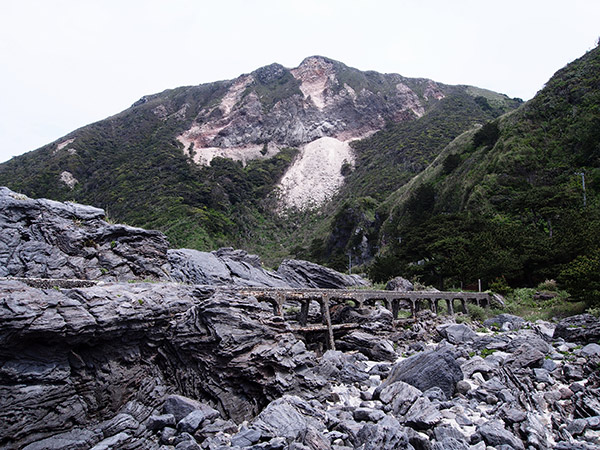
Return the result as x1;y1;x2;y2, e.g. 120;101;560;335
537;279;558;292
468;304;487;321
558;250;600;307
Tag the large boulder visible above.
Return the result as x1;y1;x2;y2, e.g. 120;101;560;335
168;247;289;287
0;187;169;281
385;277;414;291
375;349;463;399
276;258;370;289
553;314;600;343
336;331;397;361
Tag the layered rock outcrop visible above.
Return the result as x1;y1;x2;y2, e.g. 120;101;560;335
0;187;169;281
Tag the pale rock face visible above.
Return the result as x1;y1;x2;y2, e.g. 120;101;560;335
291;57;336;109
396;83;426;118
59;170;78;189
56;138;75;151
277;136;354;210
175;57;435;210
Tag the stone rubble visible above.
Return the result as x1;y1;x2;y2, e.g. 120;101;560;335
1;189;600;449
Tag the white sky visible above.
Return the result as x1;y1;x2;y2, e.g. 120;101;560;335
0;0;599;163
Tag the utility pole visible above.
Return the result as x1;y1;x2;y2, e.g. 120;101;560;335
576;172;587;208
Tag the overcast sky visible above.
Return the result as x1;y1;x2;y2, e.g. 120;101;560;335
0;0;598;163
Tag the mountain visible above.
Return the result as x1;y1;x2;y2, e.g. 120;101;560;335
0;56;520;266
368;44;600;295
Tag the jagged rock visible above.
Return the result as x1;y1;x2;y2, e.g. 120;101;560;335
231;427;262;447
404;397;442;430
378;380;422;416
164;395;209;422
353;415;412;450
336;331;396;361
353;407;385;422
21;429;101;450
505;344;545;369
251;395;328;441
0;186;169;281
553;314;600;343
483;314;525;330
276;259;370;289
147;414;177;431
460;356;495;379
97;413;139;437
385;277;414;291
315;350;369;384
375;349;463;399
437;323;477;344
177;406;220;433
90;432;132;450
432;437;469;450
581;343;600;357
475;420;525;449
168;247;290;287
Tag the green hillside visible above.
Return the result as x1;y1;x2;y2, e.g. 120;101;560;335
0;59;520;266
368;44;600;304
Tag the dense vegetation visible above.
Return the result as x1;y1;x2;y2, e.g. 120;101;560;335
2;45;599;311
368;44;600;306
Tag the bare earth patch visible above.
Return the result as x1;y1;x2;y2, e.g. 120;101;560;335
277;136;355;210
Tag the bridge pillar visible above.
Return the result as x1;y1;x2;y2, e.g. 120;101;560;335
320;294;336;351
274;292;284;317
299;300;310;326
410;300;416;319
461;298;468;314
392;299;399;319
445;298;454;315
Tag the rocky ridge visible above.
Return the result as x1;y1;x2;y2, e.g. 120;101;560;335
2;190;600;449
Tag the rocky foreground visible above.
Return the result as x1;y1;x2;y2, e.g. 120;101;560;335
1;188;600;450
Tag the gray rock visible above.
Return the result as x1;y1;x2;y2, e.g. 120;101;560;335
161;427;177;445
316;350;369;384
581;343;600;356
354;415;412;449
476;420;524;450
251;395;327;440
404;397;442;430
378;380;422;416
456;380;471;395
0;187;169;281
423;386;447;402
432;437;469;450
22;428;101;450
553;314;600;343
375;349;463;399
168;247;290;288
276;258;370;289
483;314;525;330
460;357;494;379
89;432;131;450
353;407;385;422
337;331;396;361
147;413;177;431
437;323;477;344
177;406;220;433
505;344;545;369
163;395;208;423
175;440;201;450
231;427;262;447
385;277;414;291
